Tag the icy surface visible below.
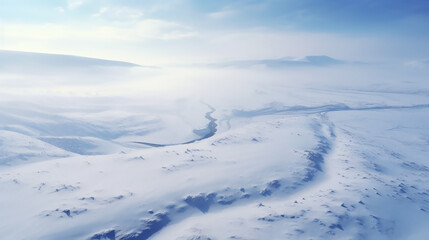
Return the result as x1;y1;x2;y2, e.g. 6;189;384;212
1;51;429;239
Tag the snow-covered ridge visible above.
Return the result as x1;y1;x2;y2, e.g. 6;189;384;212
0;50;141;69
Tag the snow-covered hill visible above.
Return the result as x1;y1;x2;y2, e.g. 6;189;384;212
1;51;429;239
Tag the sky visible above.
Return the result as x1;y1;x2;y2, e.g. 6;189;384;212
0;0;429;65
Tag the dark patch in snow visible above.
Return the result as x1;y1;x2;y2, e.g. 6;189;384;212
397;183;408;194
186;235;212;240
119;212;170;240
401;161;429;172
89;229;116;240
63;209;71;217
104;194;130;204
240;193;251;199
165;204;188;213
185;193;217;213
44;208;87;218
305;151;324;171
370;215;395;235
260;188;272;196
36;182;46;191
329;224;344;231
268;180;281;189
80;196;95;201
53;184;79;193
251;137;260;142
302;168;318;182
258;216;276;222
217;195;237;205
258;212;305;222
260;180;282;196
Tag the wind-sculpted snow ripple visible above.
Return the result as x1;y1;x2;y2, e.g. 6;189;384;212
89;116;335;240
230;102;429;119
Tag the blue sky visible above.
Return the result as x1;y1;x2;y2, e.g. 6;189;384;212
0;0;428;64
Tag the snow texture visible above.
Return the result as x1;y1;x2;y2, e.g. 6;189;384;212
1;51;429;240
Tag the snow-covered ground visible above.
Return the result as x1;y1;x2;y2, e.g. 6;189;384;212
1;51;429;239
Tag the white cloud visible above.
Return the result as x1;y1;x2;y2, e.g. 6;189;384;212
92;7;108;17
134;19;196;39
56;7;65;13
404;59;429;68
67;0;84;10
2;20;196;43
1;23;381;66
207;10;235;19
92;7;144;21
4;21;417;66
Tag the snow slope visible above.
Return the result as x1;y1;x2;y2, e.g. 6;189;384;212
0;51;429;239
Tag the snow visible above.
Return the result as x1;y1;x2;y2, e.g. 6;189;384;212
1;51;429;239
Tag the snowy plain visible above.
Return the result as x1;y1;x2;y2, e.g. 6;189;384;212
1;50;429;239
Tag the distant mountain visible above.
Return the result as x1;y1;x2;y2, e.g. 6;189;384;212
207;55;345;68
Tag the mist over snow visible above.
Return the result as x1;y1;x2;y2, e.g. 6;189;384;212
1;0;429;240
